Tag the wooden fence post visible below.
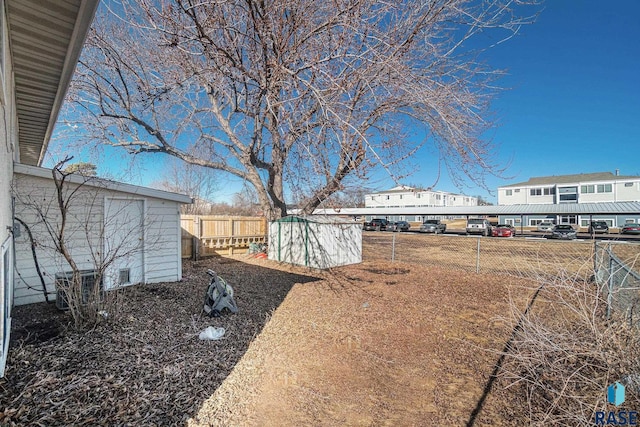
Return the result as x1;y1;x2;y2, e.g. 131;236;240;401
228;218;234;255
193;216;201;261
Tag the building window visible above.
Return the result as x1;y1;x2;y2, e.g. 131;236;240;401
581;185;595;194
559;194;578;202
515;189;520;193
416;194;421;198
385;195;389;200
559;215;577;225
558;186;578;203
530;188;542;196
624;182;633;187
543;187;555;195
597;184;612;193
506;189;513;196
581;218;613;227
399;195;403;200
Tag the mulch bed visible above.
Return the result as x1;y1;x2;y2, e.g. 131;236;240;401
0;256;321;426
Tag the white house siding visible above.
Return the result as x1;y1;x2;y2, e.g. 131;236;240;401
12;171;186;306
143;199;182;283
616;181;640;201
0;11;18;377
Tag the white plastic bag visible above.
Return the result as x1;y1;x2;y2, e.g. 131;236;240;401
198;326;225;340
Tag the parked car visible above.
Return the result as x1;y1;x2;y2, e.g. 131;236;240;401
419;219;447;234
549;224;577;240
620;223;640;235
466;218;492;236
492;224;516;237
588;221;609;234
389;221;411;232
536;222;555;233
363;218;388;231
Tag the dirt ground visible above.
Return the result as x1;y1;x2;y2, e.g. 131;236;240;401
1;255;537;426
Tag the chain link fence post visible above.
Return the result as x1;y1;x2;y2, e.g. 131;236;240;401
391;232;396;262
476;237;481;273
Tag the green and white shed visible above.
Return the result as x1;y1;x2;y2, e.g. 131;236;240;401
268;216;362;269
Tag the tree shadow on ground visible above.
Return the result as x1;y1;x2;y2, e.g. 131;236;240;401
2;257;320;426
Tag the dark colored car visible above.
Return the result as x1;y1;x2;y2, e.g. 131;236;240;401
419;219;447;234
389;221;411;232
492;224;516;237
549;224;577;240
588;221;609;234
363;218;388;231
620;223;640;235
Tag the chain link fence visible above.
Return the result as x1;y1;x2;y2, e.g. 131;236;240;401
594;241;640;324
363;232;640;323
364;232;595;277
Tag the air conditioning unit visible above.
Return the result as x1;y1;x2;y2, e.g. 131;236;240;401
55;270;104;311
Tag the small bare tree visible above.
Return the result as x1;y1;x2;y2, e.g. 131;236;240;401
499;269;640;425
152;158;218;214
63;0;539;220
14;158;154;329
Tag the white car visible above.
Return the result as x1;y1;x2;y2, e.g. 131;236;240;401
537;222;554;233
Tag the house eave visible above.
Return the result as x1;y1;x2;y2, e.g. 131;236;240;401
6;0;100;166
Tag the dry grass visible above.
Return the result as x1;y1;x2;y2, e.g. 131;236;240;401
2;237;638;426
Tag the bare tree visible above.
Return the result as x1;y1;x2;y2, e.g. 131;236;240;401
151;158;218;214
231;184;261;216
64;0;538;220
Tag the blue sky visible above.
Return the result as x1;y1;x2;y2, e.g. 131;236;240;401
409;0;640;202
49;0;640;204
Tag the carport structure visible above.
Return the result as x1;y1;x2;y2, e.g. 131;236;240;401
309;202;640;234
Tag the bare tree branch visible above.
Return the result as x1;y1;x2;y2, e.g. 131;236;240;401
62;0;540;219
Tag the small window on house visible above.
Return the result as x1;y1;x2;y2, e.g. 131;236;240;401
506;189;513;196
530;188;542;196
625;182;633;187
543;187;555;195
118;269;131;285
514;189;520;193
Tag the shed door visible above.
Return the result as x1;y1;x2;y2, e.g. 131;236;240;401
104;199;144;290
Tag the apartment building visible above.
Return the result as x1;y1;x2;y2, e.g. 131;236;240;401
498;172;640;205
497;172;640;227
365;186;478;208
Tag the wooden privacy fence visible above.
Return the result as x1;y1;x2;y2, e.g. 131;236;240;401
181;215;268;259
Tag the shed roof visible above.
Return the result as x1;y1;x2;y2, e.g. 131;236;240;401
273;215;361;224
14;163;193;204
501;172;640;188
